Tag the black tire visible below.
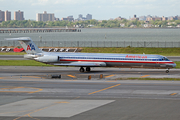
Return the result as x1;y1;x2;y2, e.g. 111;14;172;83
86;67;91;72
79;67;85;72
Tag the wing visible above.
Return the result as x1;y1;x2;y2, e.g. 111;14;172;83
54;62;106;67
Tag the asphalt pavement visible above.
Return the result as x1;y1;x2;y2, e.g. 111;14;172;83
0;66;180;120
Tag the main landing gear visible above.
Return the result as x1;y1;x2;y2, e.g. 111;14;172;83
79;67;91;72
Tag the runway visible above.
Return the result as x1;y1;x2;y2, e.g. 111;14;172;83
0;55;26;60
0;55;180;61
0;66;180;120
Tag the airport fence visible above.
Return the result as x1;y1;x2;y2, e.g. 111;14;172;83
1;41;180;48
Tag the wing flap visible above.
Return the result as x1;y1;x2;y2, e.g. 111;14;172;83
54;62;106;67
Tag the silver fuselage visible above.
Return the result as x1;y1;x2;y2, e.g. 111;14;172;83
33;52;176;69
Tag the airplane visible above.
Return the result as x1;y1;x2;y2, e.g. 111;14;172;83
6;37;176;73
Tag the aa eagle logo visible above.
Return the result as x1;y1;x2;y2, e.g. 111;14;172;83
27;43;35;51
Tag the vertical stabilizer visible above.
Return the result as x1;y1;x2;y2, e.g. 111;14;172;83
6;37;42;54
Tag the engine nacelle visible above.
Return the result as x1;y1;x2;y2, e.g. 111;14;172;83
34;56;58;63
24;53;44;59
24;54;37;59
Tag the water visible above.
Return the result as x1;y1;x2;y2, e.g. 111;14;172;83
0;28;180;42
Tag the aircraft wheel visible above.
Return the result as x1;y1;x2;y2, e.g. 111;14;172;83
79;67;85;72
86;67;91;72
166;70;169;73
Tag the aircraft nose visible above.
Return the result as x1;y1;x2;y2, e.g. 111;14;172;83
34;57;39;61
172;63;176;68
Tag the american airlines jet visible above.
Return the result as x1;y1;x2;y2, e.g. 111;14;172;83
6;37;176;73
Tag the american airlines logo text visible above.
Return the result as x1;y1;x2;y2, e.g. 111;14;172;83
27;43;35;51
126;55;147;59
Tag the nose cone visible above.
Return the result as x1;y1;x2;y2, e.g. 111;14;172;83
172;63;176;68
34;57;39;61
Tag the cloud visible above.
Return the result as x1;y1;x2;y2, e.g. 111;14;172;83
18;0;90;6
31;0;50;6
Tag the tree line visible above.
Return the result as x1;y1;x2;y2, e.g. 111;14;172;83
0;19;180;28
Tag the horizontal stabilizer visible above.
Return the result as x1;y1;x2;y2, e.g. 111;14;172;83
54;62;106;67
5;37;31;41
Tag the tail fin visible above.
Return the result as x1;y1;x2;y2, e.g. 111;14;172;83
6;37;42;54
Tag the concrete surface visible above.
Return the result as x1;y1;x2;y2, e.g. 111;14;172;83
0;66;180;120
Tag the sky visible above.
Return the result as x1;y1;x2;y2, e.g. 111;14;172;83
0;0;180;20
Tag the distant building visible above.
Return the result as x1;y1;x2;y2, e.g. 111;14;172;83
5;10;11;21
162;16;168;21
61;15;74;21
14;10;24;21
54;18;60;21
79;14;83;18
0;10;5;22
169;15;180;20
77;14;86;20
169;16;174;20
115;16;124;20
174;16;178;20
139;16;146;21
36;11;54;22
131;14;139;20
86;14;92;20
154;17;162;21
61;18;68;21
67;16;74;21
146;16;162;21
146;17;153;21
76;14;92;21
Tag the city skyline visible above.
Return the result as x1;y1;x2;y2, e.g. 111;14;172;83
0;9;179;22
0;0;180;20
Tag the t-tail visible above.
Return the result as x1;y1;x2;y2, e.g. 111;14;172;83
6;37;42;54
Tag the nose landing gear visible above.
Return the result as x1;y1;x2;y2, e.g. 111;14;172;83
166;69;169;73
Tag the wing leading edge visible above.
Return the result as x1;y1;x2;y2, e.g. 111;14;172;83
54;62;106;67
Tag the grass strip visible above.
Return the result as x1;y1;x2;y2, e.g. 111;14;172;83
82;47;180;56
175;61;180;68
0;60;53;66
0;52;26;55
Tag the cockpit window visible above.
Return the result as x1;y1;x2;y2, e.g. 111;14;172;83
165;57;168;60
162;57;168;61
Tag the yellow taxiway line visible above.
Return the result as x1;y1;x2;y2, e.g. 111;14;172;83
140;75;150;78
170;93;177;96
0;86;43;94
88;84;121;95
67;75;76;78
104;75;115;78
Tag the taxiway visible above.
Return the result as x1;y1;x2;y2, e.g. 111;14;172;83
0;66;180;120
